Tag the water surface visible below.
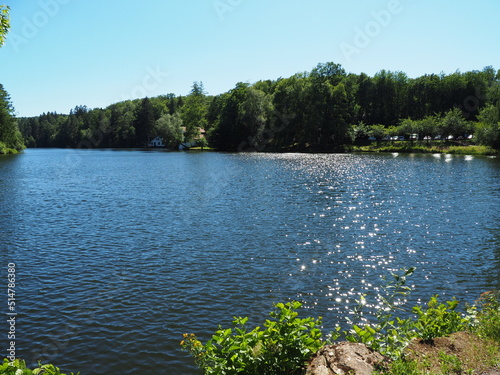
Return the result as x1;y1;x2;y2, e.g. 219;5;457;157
0;149;499;374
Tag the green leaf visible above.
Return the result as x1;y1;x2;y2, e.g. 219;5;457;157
366;325;377;335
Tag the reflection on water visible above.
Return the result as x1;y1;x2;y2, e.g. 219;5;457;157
0;150;499;374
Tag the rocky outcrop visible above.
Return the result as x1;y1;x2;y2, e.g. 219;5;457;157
306;342;387;375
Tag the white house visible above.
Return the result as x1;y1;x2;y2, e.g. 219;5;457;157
148;136;165;148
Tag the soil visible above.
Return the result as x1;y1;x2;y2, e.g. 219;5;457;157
404;331;500;374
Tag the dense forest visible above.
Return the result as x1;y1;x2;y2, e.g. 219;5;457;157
0;83;24;154
0;5;499;154
1;63;500;154
13;63;500;153
0;5;25;154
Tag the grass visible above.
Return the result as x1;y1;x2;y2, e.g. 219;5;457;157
376;332;500;375
353;141;498;156
374;290;500;375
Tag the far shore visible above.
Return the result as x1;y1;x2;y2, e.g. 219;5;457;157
4;143;499;157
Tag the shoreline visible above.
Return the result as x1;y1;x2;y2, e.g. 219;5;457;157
5;144;500;157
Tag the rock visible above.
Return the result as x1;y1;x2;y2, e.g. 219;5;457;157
306;342;387;375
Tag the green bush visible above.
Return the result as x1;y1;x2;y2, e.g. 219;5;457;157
412;295;466;342
473;291;500;342
181;301;323;375
340;268;417;360
0;359;78;375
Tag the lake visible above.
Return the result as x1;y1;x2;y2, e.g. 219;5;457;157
1;149;499;374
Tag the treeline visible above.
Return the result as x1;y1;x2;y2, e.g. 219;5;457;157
16;63;500;152
0;83;24;154
0;6;24;154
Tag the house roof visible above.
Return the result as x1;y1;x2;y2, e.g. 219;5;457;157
180;127;206;139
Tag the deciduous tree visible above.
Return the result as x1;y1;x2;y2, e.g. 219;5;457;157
0;4;9;47
155;112;183;149
182;82;208;144
0;84;25;153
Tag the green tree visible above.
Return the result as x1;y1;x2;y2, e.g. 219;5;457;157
310;62;346;86
356;73;375;123
352;121;370;140
370;70;406;125
182;81;208;144
271;74;309;148
134;97;156;146
0;4;9;47
0;8;24;153
398;118;423;140
475;104;500;149
210;83;248;150
17;117;39;147
206;94;224;132
155;112;183;149
385;125;399;139
368;124;387;141
304;77;352;149
418;115;442;139
57;113;82;147
109;101;137;147
236;86;274;151
0;84;25;153
440;108;471;139
210;83;275;151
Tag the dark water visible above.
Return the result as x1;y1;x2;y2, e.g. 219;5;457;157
0;149;499;374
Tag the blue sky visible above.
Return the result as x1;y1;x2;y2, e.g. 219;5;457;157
1;0;499;117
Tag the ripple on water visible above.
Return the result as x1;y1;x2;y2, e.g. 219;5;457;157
1;150;499;374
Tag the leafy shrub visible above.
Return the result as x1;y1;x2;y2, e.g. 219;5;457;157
181;301;323;375
340;267;417;359
0;359;79;375
339;268;473;359
473;291;500;342
182;273;497;373
412;295;465;342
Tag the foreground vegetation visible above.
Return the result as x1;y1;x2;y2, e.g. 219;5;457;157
0;360;78;375
1;270;498;374
181;269;500;375
376;290;500;375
